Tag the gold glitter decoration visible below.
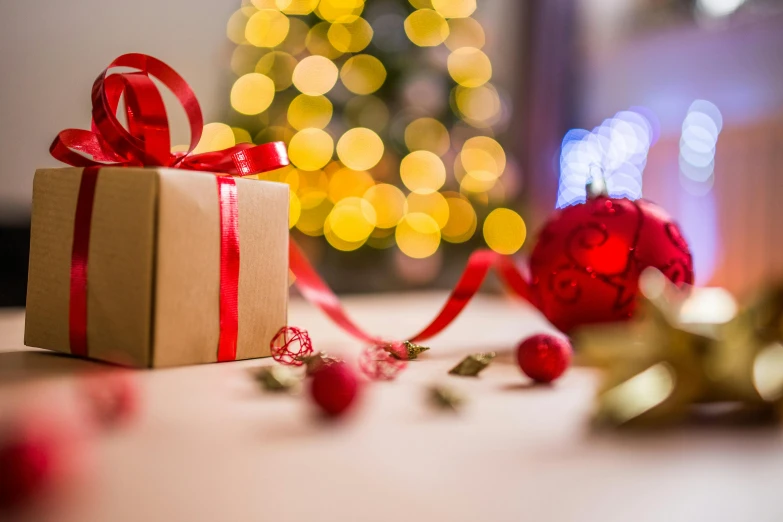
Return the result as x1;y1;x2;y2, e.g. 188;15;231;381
448;352;496;376
577;268;783;428
255;365;301;392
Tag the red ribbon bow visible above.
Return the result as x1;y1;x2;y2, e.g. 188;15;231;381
52;53;289;362
50;53;286;174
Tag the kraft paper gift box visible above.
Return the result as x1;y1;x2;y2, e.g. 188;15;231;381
24;167;289;368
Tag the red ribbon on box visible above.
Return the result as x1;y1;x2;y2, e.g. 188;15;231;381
51;53;288;361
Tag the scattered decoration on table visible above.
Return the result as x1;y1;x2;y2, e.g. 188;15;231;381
516;334;572;384
255;366;301;393
576;268;783;428
270;326;313;366
387;341;430;361
427;385;465;412
0;413;86;514
79;370;139;429
529;188;694;334
359;344;407;381
449;352;496;377
299;352;342;376
309;361;362;417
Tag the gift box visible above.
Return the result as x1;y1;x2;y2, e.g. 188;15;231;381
25;168;289;368
24;53;291;367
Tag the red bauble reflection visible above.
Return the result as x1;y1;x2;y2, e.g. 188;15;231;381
529;196;693;333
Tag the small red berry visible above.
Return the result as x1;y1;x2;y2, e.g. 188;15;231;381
0;415;74;513
309;362;361;417
516;334;572;383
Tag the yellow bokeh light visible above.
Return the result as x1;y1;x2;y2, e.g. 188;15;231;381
289;191;302;228
340;54;387;95
404;117;450;156
256;165;299;191
324;223;368;251
344;95;390;132
227;6;257;45
400;151;446;194
255;51;297;91
328;16;373;53
445;17;485;50
192;123;235;155
447;47;492;88
442;196;477;243
230;73;275;115
328;196;377;243
231;45;267;76
251;0;278;8
483;208;526;255
406;192;450;229
324;160;343;177
363;184;406;228
367;227;396;250
288;128;334;171
317;0;365;22
404;9;449;47
287;94;333;130
328;168;374;202
292;55;339;95
276;0;318;15
336;127;385;171
231;127;253;144
296;198;333;236
396;213;441;259
296;169;329;208
460;171;497;193
408;0;433;8
305;22;344;60
245;9;290;48
431;0;476;18
462;136;506;176
455;84;500;126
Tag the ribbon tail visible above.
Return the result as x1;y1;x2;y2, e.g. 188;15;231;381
289;239;537;344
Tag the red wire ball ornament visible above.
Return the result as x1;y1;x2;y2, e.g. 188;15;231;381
359;343;407;381
516;334;572;383
270;326;313;366
309;361;361;417
529;195;693;333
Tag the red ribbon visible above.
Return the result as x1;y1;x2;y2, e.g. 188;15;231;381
52;53;289;360
289;240;538;345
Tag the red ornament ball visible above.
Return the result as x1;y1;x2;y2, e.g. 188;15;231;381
529;196;693;333
270;326;313;366
359;344;407;381
516;334;572;383
309;361;361;417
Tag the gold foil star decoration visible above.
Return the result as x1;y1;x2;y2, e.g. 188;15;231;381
575;268;783;428
449;352;496;377
384;341;430;360
255;365;301;393
428;385;465;412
